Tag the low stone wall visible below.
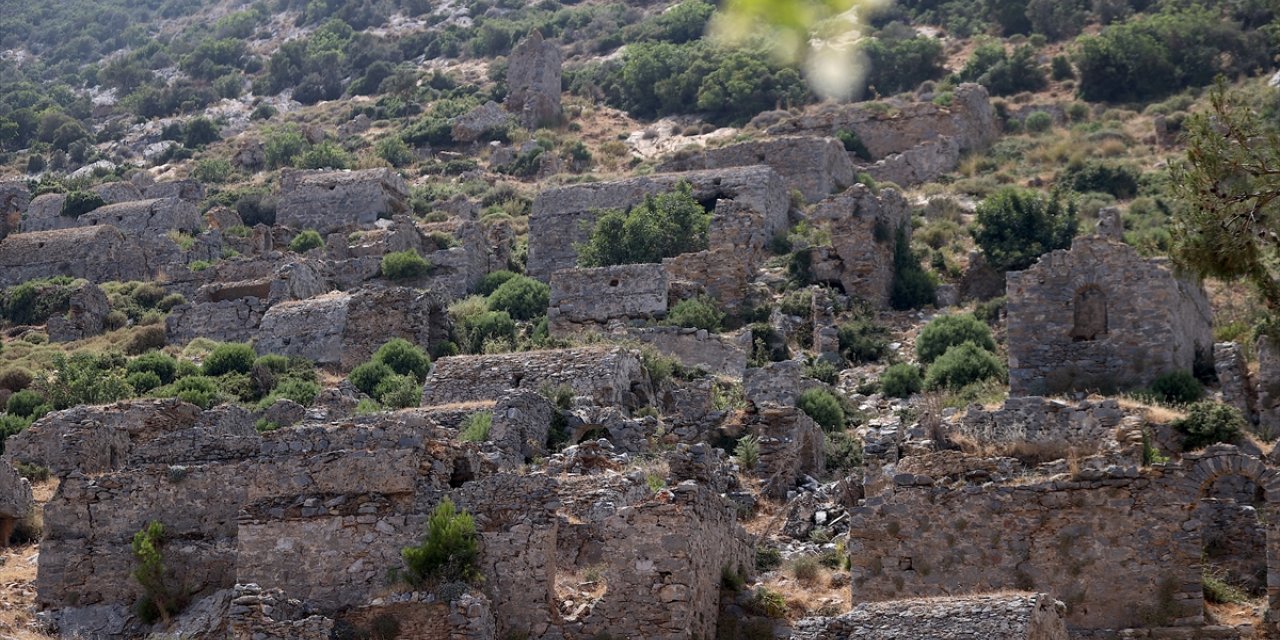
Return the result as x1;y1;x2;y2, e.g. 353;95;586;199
792;593;1070;640
277;168;410;234
79;197;200;234
421;347;646;407
656;136;854;203
548;263;668;332
165;298;268;344
623;327;750;378
0;226;152;287
955;397;1127;448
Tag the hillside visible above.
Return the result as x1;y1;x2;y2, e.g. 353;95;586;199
0;0;1279;639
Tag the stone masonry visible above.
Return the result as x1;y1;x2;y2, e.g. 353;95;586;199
791;593;1070;640
0;226;151;287
807;183;912;306
421;347;646;407
548;263;669;333
657;136;854;203
504;31;562;129
78;197;200;234
1006;235;1214;396
276;169;411;234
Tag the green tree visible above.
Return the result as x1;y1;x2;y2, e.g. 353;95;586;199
972;187;1077;272
916;313;997;365
577;182;711;267
486;275;550;321
1172;81;1280;311
401;498;482;588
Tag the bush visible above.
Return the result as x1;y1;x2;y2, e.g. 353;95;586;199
1150;370;1205;405
881;364;923;398
382;250;431;280
917;314;997;365
890;227;936;310
127;351;178;385
824;430;863;472
0;415;31;453
184;117;220;148
1061;161;1140;200
486;276;549;321
374;338;432;383
270;377;322;406
958;42;1046;96
288;229;324;253
973;187;1078;272
164;376;222;409
734;433;760;470
350;361;394;397
126;326;168;355
459;411;492;442
1024;111;1053;133
476;270;518;296
837;318;890;364
577;181;710;267
60;190;104;218
35;353;134;410
375;373;421;409
837;129;872;161
131;521;187;624
797;387;845;432
401;498;482;588
1174;402;1245;450
5;390;46;418
0;369;34;392
126;371;163;394
455;309;517;354
665;295;724;332
924;342;1006;390
202;342;256;376
297;141;353;170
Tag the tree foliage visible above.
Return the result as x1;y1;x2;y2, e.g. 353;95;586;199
1172;81;1280;311
401;498;482;588
578;182;711;267
972;187;1078;272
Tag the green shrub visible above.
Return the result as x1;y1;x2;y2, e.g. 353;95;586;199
270;377;322;406
374;338;432;383
958;42;1046;96
804;359;840;385
164;375;222;409
487;276;549;321
746;586;788;618
35;353;135;410
125;371;163;394
917;314;997;365
924;342;1006;390
1051;55;1074;80
664;295;724;332
1061;161;1140;200
5;390;46;419
1150;370;1205;405
837;129;871;161
890;227;936;310
881;364;923;398
297;141;353;170
734;434;760;470
824;430;863;472
756;547;783;572
131;521;187;624
126;326;168;355
837;318;889;364
0;415;32;453
973;187;1078;272
577;181;711;267
0;368;34;392
1174;401;1245;451
475;270;518;296
376;136;414;167
375;373;421;409
1024;111;1053;133
60;190;104;218
401;498;482;588
797;387;845;432
456;310;517;354
382;250;431;280
288;229;324;253
127;351;178;385
202;342;256;376
459;411;493;442
350;361;395;397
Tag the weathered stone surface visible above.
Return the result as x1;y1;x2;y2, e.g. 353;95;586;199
792;593;1070;640
1006;235;1213;396
657;136;854;203
1257;336;1280;437
1216;341;1256;424
957;396;1128;448
79;197;200;234
20;192;72;233
760;83;1000;159
0;226;151;287
254;288;449;370
528;166;789;280
863;135;961;186
623;327;751;378
451;100;515;143
488;390;554;466
46;281;110;342
422;347;646;407
89;181;143;204
505;31;562;129
548;263;669;332
143;179;205;202
752;404;825;499
807;184;911;306
165;297;269;344
0;180;27;242
0;459;33;543
277;169;410;234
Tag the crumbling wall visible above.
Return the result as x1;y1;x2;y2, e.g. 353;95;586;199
955;397;1127;448
753;404;826;499
657;136;854;203
505;31;562;129
623;327;751;378
421;347;645;407
528;166;789;280
548;263;668;333
807;184;911;306
1006;236;1214;396
0;180;29;241
46;281;110;342
791;593;1069;640
277;169;411;234
165;298;269;344
0;226;152;287
79;197;200;234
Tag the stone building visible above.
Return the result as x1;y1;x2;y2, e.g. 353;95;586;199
276;168;410;234
1006;235;1214;396
421;347;646;407
0;180;29;241
505;31;562;129
805;183;912;306
78;197;200;234
657;136;854;203
0;226;150;287
547;263;669;333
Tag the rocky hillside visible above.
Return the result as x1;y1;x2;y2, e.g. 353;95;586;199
0;0;1279;639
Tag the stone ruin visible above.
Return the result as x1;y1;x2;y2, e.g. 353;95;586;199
5;397;753;640
0;179;29;241
657;136;854;203
548;263;669;334
1006;234;1214;396
276;168;411;234
805;183;912;306
505;31;562;130
420;346;646;407
0;226;151;288
792;593;1070;640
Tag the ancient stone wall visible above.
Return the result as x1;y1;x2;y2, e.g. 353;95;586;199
1257;336;1280;437
807;184;911;306
421;347;645;407
0;226;152;287
791;593;1070;640
20;193;72;233
46;281;110;342
277;169;410;234
760;83;999;159
956;397;1127;448
1006;236;1214;396
78;197;200;234
863;136;961;186
1215;342;1256;424
548;263;668;332
752;404;826;499
657;136;854;203
624;327;751;378
165;298;269;345
505;31;562;129
528;166;789;280
0;180;29;241
254;288;449;370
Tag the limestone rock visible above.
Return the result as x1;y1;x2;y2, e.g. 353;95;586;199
47;281;110;343
277;168;410;234
451;101;514;143
505;31;562;129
